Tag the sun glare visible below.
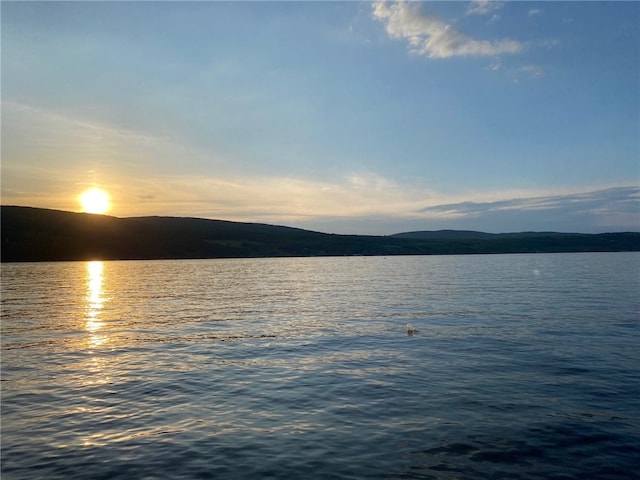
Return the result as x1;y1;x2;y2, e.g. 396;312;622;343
79;188;111;214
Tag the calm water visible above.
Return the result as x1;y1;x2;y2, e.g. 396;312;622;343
1;253;639;479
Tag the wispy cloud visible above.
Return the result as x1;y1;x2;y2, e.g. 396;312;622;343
528;8;542;17
417;187;640;233
512;64;546;80
3;104;637;235
119;180;640;234
467;0;504;16
372;1;523;59
119;172;438;225
0;102;435;223
0;101;231;211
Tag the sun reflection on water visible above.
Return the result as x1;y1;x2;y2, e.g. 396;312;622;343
86;261;106;347
82;261;113;399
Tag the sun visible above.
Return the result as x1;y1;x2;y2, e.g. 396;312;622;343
79;188;111;214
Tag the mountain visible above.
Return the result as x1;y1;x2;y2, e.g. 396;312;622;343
391;230;577;240
2;206;639;262
392;230;497;240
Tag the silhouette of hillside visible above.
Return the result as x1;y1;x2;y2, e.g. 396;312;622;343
2;206;639;262
391;230;576;240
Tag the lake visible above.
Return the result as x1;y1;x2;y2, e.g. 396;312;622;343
1;253;639;479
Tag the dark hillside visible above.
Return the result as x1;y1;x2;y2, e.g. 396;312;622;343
391;230;497;240
0;206;334;261
2;206;639;262
391;230;576;240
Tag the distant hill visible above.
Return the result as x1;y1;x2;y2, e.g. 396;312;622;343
2;206;639;262
391;230;576;240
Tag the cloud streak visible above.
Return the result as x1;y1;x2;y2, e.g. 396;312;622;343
512;64;545;80
467;1;504;16
2;103;637;235
417;187;640;233
372;1;522;58
0;102;435;224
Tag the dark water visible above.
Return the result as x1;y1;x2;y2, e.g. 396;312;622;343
2;253;639;479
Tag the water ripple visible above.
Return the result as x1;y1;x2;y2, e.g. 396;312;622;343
2;254;639;479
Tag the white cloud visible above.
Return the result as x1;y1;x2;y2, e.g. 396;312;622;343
372;1;522;59
467;0;504;16
528;8;542;17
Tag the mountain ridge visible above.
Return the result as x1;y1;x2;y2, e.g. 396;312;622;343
390;230;582;240
2;206;638;262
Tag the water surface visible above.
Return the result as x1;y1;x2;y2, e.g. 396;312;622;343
2;253;639;479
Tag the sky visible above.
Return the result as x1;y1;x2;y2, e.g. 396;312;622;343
2;0;639;235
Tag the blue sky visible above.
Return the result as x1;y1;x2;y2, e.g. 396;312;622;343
2;1;638;234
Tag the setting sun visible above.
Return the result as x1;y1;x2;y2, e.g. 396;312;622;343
79;188;111;214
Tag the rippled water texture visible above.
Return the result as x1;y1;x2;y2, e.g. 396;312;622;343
2;253;639;479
